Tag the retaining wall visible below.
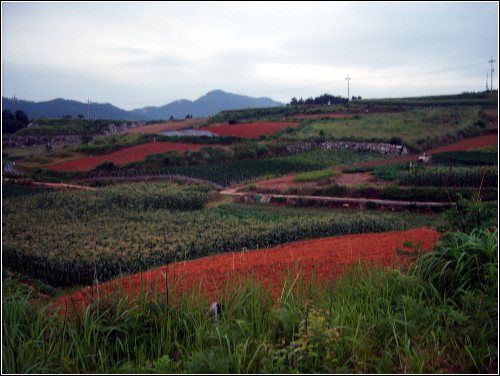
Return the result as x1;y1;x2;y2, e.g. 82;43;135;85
286;141;409;156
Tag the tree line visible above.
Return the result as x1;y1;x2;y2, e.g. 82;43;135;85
2;109;30;134
289;93;351;106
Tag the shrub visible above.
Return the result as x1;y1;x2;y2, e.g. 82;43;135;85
438;194;497;233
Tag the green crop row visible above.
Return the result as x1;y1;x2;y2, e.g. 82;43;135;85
2;184;431;288
430;150;498;166
81;149;380;187
399;166;498;188
293;169;341;182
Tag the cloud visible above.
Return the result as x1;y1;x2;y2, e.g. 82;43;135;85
2;2;498;109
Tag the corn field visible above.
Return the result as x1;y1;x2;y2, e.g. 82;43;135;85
2;181;430;288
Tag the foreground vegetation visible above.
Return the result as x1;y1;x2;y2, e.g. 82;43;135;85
3;225;497;373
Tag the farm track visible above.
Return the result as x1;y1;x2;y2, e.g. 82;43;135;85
9;130;498;196
222;130;498;207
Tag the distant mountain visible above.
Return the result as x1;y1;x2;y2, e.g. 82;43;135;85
130;90;284;120
1;97;146;121
2;90;284;121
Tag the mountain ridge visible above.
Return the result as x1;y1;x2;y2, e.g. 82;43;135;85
2;90;284;121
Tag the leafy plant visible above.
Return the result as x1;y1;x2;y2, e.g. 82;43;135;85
438;193;496;233
410;228;498;296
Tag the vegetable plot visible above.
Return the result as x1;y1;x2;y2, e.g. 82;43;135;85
47;142;212;172
55;228;440;311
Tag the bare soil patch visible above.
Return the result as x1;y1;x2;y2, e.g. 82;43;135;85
54;228;440;313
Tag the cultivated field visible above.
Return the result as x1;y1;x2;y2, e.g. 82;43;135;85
2;94;498;373
46;142;214;171
55;228;441;312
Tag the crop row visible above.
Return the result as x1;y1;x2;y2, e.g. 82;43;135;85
81;149;379;187
2;185;425;288
26;181;210;213
430;150;498;166
399;166;498;188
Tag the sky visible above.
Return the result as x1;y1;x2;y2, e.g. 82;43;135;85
2;1;498;110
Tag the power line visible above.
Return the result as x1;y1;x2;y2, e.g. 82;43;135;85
247;61;489;98
489;57;495;91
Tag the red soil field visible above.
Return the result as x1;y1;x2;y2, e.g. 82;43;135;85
425;132;498;154
197;122;299;138
55;228;440;313
47;142;213;172
251;132;499;191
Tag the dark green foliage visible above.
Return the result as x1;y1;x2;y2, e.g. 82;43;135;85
29;168;78;183
438;194;497;233
2;109;30;134
1;180;54;199
431;151;498;166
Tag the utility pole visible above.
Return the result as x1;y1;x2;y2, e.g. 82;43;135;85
345;74;351;102
486;72;489;91
489;57;495;91
87;98;91;121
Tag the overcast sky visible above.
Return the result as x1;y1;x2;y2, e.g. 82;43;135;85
2;1;498;110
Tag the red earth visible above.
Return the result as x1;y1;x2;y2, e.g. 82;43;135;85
55;228;440;313
197;122;299;138
47;142;214;172
45;122;299;171
253;132;499;190
47;113;496;311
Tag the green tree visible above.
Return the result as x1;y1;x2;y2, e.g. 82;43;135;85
2;109;29;134
14;110;29;125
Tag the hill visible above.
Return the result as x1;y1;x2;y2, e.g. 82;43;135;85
129;89;283;119
1;97;146;121
2;90;284;121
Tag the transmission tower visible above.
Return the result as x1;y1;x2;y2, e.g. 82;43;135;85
345;74;351;102
489;57;495;91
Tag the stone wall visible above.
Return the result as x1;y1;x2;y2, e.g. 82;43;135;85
103;122;146;135
286;141;408;156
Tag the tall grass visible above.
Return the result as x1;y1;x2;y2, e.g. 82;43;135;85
3;230;497;374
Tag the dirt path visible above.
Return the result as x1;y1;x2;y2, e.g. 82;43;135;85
244;131;498;193
3;178;96;191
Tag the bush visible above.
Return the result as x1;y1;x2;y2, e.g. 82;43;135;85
438;194;497;233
